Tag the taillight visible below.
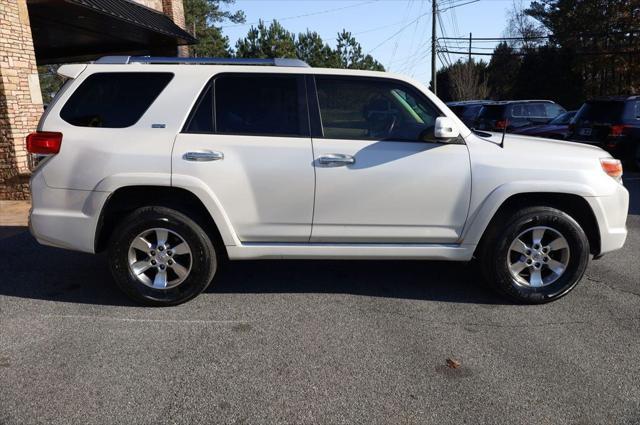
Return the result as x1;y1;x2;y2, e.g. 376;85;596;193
26;132;62;154
609;125;629;137
495;120;507;130
600;158;623;182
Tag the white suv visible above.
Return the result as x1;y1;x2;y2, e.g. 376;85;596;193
27;56;629;306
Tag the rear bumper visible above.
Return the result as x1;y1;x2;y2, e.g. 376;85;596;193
586;183;629;255
29;170;109;253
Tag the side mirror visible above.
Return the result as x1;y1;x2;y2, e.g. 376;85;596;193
434;117;460;139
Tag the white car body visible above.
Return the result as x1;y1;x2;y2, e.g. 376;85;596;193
29;59;629;263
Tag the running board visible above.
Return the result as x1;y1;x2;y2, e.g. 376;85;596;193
226;243;474;261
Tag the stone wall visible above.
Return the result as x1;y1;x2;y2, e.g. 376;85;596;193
0;0;43;200
134;0;163;12
161;0;189;57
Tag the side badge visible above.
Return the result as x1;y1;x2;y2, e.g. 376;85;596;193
152;123;166;129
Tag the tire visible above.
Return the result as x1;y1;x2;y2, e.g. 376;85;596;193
479;206;590;304
108;206;217;306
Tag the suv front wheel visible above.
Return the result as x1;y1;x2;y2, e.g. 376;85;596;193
480;206;590;304
108;206;217;306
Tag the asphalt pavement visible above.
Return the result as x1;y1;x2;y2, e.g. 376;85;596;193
0;173;639;424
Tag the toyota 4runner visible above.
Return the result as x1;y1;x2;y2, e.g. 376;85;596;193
27;56;629;306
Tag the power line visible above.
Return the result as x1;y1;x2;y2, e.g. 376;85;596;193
439;49;640;56
221;0;379;29
366;10;432;54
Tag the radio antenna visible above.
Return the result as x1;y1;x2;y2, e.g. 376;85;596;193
499;120;508;148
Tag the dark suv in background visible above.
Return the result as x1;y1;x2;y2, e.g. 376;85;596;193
568;96;640;169
446;100;493;127
474;100;566;132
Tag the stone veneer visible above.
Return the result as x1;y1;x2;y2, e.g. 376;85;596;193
0;0;43;200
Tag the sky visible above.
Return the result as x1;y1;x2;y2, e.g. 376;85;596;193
220;0;529;85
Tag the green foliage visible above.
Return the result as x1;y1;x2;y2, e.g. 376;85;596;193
296;30;341;68
486;42;521;100
526;0;640;99
234;22;384;70
184;0;245;57
235;20;297;58
334;30;385;70
37;65;64;105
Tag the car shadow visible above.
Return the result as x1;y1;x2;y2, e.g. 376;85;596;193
0;228;506;306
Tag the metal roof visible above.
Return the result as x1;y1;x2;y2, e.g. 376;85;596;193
67;0;196;44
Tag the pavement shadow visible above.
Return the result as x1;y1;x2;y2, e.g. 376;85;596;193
0;228;505;306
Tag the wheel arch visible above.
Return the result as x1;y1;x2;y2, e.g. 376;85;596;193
95;185;232;256
469;191;601;257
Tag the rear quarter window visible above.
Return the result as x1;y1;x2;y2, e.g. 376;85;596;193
60;72;173;128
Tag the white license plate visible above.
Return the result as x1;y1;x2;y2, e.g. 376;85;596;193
579;128;592;136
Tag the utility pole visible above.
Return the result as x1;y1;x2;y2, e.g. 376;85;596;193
468;32;472;63
431;0;437;95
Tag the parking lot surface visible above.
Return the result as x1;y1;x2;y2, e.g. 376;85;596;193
1;174;639;424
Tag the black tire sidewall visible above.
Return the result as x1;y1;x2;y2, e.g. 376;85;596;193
109;207;216;306
491;208;589;303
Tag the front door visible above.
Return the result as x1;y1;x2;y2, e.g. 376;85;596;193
172;73;315;242
310;76;471;243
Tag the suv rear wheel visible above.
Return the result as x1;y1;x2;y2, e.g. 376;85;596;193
479;206;590;304
108;206;217;306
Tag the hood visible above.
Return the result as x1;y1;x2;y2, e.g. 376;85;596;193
479;132;608;158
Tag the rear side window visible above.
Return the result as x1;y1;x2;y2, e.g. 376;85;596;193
214;74;307;136
60;73;173;128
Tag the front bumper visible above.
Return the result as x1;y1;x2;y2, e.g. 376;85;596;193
586;182;629;255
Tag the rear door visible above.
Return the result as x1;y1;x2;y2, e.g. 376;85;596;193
309;76;471;243
172;73;315;242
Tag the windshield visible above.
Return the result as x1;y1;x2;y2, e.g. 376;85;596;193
549;111;575;125
478;105;505;120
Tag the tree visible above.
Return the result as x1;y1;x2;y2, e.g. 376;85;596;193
184;0;245;57
235;20;297;58
449;60;490;101
504;0;547;49
526;0;640;97
235;25;385;70
334;30;384;70
433;60;489;101
487;42;521;100
37;65;64;105
295;30;340;68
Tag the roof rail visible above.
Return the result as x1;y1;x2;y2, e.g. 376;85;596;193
94;56;311;67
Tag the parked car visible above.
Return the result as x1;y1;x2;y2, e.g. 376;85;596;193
512;110;577;140
446;100;493;128
568;96;640;169
474;100;566;132
27;56;628;306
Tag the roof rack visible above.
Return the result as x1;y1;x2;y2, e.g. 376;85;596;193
94;56;311;67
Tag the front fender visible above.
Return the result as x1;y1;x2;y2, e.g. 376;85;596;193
461;181;598;247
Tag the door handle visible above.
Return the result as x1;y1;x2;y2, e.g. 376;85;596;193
318;153;355;167
183;151;224;162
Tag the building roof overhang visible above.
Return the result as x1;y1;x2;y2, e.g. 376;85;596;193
27;0;197;65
